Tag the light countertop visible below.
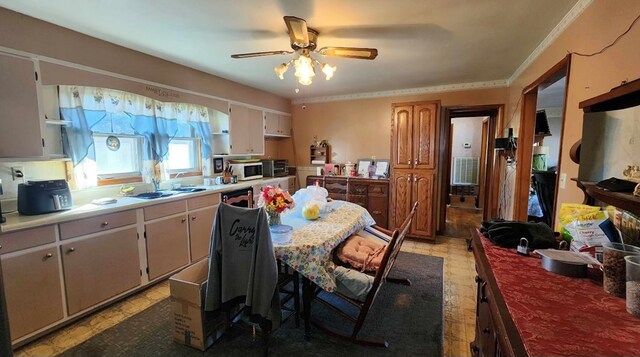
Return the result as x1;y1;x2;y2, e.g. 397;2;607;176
0;176;294;233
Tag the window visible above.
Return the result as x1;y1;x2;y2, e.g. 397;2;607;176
166;137;199;174
94;134;143;181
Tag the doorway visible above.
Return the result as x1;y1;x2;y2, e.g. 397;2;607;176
513;55;571;228
438;105;503;238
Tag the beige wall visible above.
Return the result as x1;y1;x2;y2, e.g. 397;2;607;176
281;88;507;166
504;0;640;221
0;8;290;113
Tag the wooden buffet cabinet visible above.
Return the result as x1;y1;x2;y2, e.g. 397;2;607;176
306;175;389;229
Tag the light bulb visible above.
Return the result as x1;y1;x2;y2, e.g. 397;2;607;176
298;76;313;86
273;63;289;80
321;63;336;80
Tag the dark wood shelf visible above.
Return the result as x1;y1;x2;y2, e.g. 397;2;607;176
576;179;640;216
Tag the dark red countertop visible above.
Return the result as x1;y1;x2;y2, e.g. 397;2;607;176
477;230;640;357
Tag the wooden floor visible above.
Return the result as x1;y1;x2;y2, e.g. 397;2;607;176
443;205;483;238
15;237;477;357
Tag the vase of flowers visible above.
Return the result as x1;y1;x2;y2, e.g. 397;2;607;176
257;186;295;227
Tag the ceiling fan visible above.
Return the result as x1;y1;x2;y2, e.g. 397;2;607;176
230;16;378;86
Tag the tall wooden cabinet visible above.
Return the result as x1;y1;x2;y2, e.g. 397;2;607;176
390;101;439;241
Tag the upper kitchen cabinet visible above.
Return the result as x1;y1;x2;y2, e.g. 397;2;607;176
264;112;291;137
391;102;438;170
229;104;264;155
0;52;65;159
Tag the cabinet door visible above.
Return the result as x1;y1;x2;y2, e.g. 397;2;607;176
325;177;347;201
61;228;140;315
279;114;291;136
411;171;435;237
229;104;250;154
264;112;280;136
2;246;64;340
0;53;43;158
390;170;413;229
391;105;413;169
189;206;217;261
248;107;265;154
413;103;438;170
146;215;190;280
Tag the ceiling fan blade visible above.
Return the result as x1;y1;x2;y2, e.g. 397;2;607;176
317;47;378;60
284;16;309;48
230;50;293;59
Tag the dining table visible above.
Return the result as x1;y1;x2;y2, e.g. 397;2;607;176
272;200;376;338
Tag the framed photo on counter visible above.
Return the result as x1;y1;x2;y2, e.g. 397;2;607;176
213;157;224;174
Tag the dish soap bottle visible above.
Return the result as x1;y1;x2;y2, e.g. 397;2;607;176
368;156;377;178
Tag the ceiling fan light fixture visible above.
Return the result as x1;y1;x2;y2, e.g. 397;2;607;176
321;63;336;80
294;54;315;85
274;62;289;80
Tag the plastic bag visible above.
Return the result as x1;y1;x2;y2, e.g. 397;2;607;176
290;185;330;217
558;203;619;252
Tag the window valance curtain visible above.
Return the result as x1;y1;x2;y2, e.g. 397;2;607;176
59;85;212;165
59;86;213;189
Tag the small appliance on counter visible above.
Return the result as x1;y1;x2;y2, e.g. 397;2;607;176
18;180;73;215
229;160;263;181
262;159;288;177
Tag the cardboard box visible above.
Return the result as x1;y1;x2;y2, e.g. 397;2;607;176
169;258;226;351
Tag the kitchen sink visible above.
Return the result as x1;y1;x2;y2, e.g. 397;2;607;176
132;191;175;199
171;187;206;193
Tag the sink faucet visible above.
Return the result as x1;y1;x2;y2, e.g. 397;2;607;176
171;172;186;190
151;178;160;192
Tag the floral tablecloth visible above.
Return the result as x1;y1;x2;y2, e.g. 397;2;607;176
273;201;376;292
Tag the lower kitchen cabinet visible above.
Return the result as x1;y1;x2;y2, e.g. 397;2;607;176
61;228;141;315
2;246;64;340
145;215;190;280
188;206;216;261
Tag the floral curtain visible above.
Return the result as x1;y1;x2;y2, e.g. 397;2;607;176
59;85;212;188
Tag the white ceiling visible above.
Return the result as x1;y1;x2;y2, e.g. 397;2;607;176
0;0;580;100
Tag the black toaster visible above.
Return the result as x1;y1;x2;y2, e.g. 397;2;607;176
18;180;73;215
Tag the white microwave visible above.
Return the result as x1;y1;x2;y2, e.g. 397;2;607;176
230;162;263;181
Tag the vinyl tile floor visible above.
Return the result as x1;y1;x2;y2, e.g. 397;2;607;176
15;236;477;357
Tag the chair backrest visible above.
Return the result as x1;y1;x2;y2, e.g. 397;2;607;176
222;189;253;208
365;201;419;306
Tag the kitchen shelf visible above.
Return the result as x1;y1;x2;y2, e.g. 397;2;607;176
575;179;640;216
310;144;330;165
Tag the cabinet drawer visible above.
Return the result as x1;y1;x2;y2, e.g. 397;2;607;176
328;193;346;201
325;178;347;194
368;184;388;196
187;193;220;210
348;194;368;208
348;184;369;195
0;225;56;254
60;210;136;240
144;200;186;221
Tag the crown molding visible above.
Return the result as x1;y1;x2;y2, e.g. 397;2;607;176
507;0;593;85
291;80;509;104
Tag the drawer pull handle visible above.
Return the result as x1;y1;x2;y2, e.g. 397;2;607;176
101;221;109;227
181;218;187;223
191;216;197;221
475;275;483;283
483;327;491;334
372;210;382;215
45;253;53;258
0;245;2;250
69;247;76;253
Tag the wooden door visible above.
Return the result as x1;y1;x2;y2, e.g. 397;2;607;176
264;112;279;135
0;53;43;158
145;215;190;280
390;170;413;229
189;206;216;261
413;103;438;170
61;228;140;315
391;105;413;169
2;246;64;340
411;172;435;237
229;104;250;154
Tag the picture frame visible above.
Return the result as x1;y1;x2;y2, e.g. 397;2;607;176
356;159;390;178
213;157;224;174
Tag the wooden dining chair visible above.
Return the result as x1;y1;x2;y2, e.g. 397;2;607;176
312;201;419;347
222;190;253;207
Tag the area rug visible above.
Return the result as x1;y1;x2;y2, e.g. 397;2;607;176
57;252;444;356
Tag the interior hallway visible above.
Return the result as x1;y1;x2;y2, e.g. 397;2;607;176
443;206;483;238
15;237;477;357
